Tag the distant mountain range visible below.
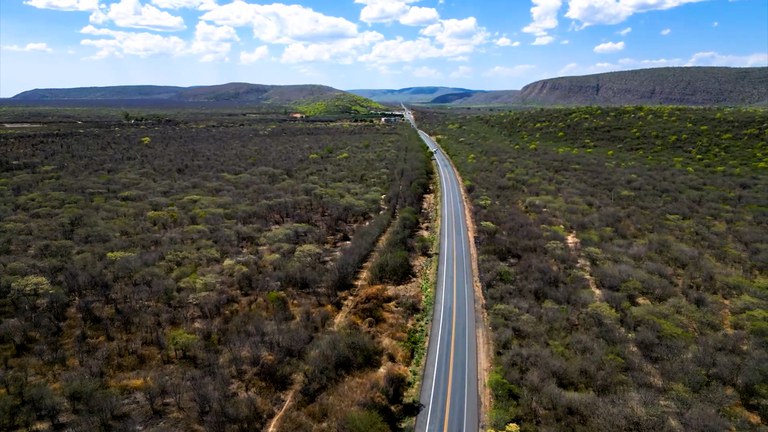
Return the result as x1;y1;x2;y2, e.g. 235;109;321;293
348;87;479;104
353;67;768;107
11;83;345;105
8;67;767;107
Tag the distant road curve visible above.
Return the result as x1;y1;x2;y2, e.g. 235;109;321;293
403;105;479;432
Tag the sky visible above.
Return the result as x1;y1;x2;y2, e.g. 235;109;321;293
0;0;766;97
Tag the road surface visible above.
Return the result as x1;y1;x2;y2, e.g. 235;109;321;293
403;106;479;432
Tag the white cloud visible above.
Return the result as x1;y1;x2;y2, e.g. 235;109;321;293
560;39;570;44
560;51;768;76
450;65;473;78
686;51;768;67
240;46;269;64
593;40;625;53
151;0;217;10
400;6;440;26
486;64;536;77
281;31;383;63
617;57;682;67
355;0;439;26
412;66;441;78
565;0;706;27
193;20;237;42
359;37;442;63
2;42;53;53
355;17;489;65
532;35;555;45
618;26;631;36
91;0;185;31
188;21;238;62
523;0;561;47
495;37;520;47
24;0;98;11
559;61;616;75
357;0;410;24
421;17;489;56
712;21;718;27
523;0;562;35
422;17;482;42
202;2;358;44
80;25;186;58
660;28;671;35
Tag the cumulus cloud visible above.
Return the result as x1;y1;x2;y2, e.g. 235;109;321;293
28;0;489;68
686;51;768;67
421;17;489;56
188;21;238;62
359;16;488;64
2;42;53;53
495;37;520;47
355;0;439;26
240;46;269;64
400;6;440;26
660;28;671;35
559;61;616;75
280;31;383;63
358;37;441;63
151;0;217;10
593;40;624;53
80;25;186;58
523;0;562;46
532;35;555;45
523;0;562;35
357;0;410;24
559;51;768;76
565;0;706;27
617;57;682;67
90;0;185;31
618;26;632;36
202;2;358;44
24;0;98;11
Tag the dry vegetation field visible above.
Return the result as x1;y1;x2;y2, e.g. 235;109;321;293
421;106;767;431
0;107;433;431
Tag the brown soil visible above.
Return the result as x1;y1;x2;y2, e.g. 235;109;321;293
265;190;438;431
566;232;604;302
265;375;302;432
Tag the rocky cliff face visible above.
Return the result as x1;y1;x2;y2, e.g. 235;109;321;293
519;67;768;106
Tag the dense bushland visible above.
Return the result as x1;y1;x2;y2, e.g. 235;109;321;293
0;110;430;431
421;106;768;431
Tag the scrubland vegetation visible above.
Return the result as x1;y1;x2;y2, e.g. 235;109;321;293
0;108;432;431
420;106;767;431
296;94;386;117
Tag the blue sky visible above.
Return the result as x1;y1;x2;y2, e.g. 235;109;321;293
1;0;766;96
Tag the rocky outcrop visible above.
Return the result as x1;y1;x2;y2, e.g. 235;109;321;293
519;67;768;106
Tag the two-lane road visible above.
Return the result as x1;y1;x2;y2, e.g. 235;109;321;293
404;106;479;432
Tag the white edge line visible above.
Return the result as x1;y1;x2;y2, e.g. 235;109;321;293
425;131;449;431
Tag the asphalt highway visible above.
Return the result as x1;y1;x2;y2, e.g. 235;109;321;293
404;106;479;432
